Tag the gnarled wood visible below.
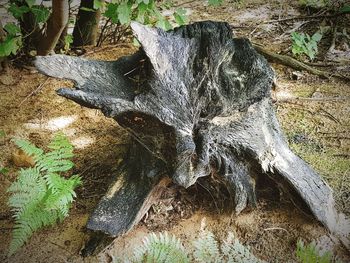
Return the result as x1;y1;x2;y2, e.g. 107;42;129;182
35;21;348;251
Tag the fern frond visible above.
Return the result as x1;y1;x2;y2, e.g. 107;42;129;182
133;232;189;263
35;133;75;173
193;229;220;262
8;134;80;255
13;139;43;161
221;232;265;263
296;240;332;263
8;201;58;255
48;133;74;153
36;152;74;173
7;168;46;213
44;174;81;212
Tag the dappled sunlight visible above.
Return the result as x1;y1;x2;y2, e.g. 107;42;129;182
46;116;77;131
23;115;78;131
22;115;97;149
71;136;95;149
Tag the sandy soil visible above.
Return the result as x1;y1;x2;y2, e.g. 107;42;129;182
0;0;349;262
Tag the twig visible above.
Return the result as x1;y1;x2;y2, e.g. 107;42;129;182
264;227;289;234
259;12;347;24
96;18;111;47
252;43;350;81
18;77;50;107
328;23;337;53
294;96;349;102
174;0;197;7
304;61;342;67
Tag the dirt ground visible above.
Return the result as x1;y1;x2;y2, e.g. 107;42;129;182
0;0;349;262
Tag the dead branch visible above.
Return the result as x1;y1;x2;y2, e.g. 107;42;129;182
252;43;350;81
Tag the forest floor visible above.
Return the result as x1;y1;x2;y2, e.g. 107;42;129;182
0;0;349;262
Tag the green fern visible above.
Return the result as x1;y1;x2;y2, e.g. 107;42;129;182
221;232;265;263
193;229;220;262
296;240;332;263
113;229;265;263
7;134;81;255
132;232;189;263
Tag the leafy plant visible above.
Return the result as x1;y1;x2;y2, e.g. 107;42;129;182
8;1;50;24
0;23;22;57
103;0;188;31
133;232;190;263
63;34;73;52
114;229;264;262
7;134;81;255
291;31;322;60
296;240;332;263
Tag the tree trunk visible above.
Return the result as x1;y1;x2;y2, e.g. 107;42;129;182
35;21;349;252
0;19;8;72
72;0;103;47
37;0;69;56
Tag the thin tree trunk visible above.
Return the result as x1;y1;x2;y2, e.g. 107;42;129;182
72;0;103;47
37;0;69;56
0;20;8;72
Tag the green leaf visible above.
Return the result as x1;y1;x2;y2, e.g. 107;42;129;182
0;130;5;137
136;2;147;23
0;36;22;57
208;0;223;6
174;8;187;26
31;6;50;24
94;0;104;10
156;18;172;31
8;4;30;20
340;5;350;13
4;23;21;36
64;34;73;51
0;167;9;175
117;2;132;25
105;3;119;23
25;0;35;8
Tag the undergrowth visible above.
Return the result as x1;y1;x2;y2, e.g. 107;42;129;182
113;227;265;262
7;133;81;255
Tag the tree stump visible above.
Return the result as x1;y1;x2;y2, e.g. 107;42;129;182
35;21;348;253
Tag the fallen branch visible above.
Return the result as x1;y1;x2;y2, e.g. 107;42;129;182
252;43;350;81
17;77;49;107
259;11;348;24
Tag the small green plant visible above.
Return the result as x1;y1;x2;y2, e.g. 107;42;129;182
0;23;22;57
63;34;73;52
296;240;332;263
7;133;81;255
133;232;190;263
114;229;264;262
291;31;322;60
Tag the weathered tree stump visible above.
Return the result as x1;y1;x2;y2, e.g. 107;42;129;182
35;21;348;253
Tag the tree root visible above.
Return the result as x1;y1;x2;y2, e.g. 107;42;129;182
252;43;350;82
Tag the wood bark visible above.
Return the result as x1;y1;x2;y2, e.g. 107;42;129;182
37;0;69;56
72;0;103;47
35;21;349;252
